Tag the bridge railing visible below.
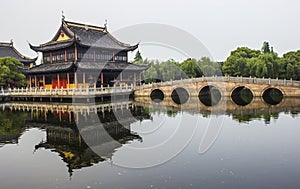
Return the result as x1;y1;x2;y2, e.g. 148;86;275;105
134;76;300;89
7;85;134;97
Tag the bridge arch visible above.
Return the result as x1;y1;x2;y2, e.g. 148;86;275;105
262;87;284;105
231;86;254;106
171;87;190;105
198;85;222;106
150;89;165;103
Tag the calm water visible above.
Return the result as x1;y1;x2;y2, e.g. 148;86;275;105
0;97;300;189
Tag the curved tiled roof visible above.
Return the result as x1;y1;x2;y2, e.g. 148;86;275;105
29;40;75;52
0;42;37;64
21;61;149;74
21;62;75;74
30;20;138;52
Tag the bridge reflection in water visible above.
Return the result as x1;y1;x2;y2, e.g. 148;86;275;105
135;96;300;123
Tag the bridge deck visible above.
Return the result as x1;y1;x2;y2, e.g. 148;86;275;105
1;76;300;99
134;76;300;97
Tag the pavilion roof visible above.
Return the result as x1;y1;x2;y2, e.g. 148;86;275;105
0;42;37;64
29;20;138;52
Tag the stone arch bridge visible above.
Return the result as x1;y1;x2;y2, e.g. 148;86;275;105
134;76;300;99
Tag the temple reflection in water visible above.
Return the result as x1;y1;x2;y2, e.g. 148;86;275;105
0;101;150;176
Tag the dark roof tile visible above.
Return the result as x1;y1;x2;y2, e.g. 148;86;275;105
21;61;149;74
30;20;138;52
21;62;74;74
0;42;37;65
76;62;149;71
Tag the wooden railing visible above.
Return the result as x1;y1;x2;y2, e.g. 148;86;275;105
7;85;133;97
6;101;134;113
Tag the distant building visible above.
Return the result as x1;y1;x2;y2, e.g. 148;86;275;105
22;19;148;89
0;41;37;67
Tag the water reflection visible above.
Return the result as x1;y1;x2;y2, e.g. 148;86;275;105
0;109;27;146
135;96;300;123
0;96;299;177
0;101;150;176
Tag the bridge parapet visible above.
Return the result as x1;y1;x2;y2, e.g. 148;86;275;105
134;76;300;98
135;76;300;89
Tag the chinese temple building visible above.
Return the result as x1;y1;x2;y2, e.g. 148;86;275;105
0;42;37;67
22;19;148;89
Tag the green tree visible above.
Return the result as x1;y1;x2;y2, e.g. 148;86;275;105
159;59;186;81
283;50;300;80
180;58;201;78
133;50;143;64
222;47;261;77
261;41;271;54
197;57;222;76
142;60;159;83
0;57;26;88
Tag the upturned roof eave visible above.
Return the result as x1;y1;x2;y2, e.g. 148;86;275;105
29;39;75;52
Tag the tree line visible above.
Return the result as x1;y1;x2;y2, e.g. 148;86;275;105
134;42;300;83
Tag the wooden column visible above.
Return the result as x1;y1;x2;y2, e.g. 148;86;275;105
57;73;60;88
101;72;104;85
29;75;32;88
64;50;67;62
67;72;70;88
74;46;78;61
76;111;79;124
68;111;72;124
59;110;62;122
120;72;123;81
34;75;37;88
50;52;52;64
74;71;78;88
44;108;47;121
83;72;86;87
43;75;45;88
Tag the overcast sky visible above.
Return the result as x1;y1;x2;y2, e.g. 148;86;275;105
1;0;299;61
